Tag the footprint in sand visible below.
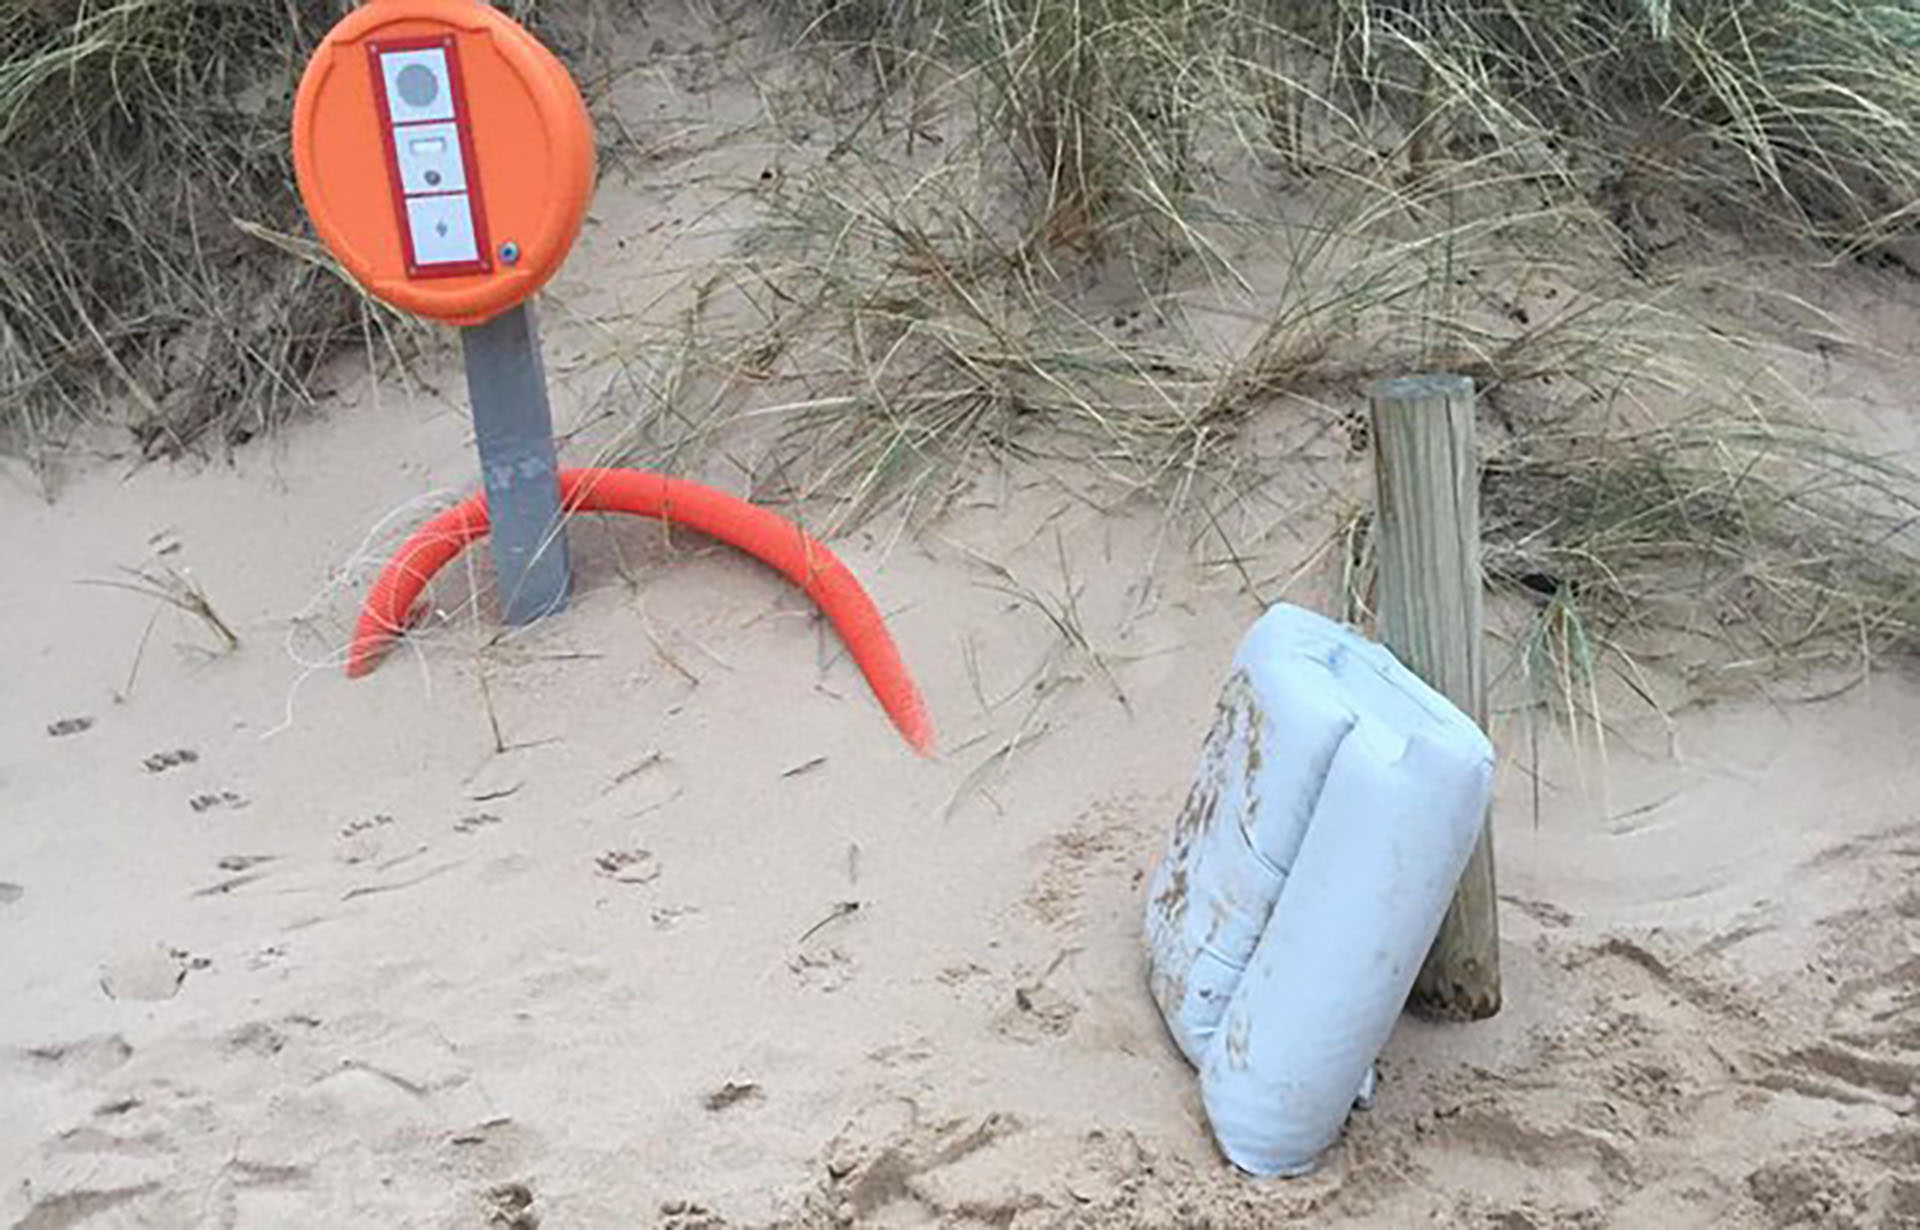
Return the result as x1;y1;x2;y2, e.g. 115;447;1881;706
142;748;198;773
1746;1156;1861;1229
17;1034;134;1080
991;956;1082;1043
659;1198;727;1229
1024;800;1141;929
337;813;395;865
189;790;247;813
820;1106;1024;1226
994;981;1080;1042
703;1081;763;1113
0;882;23;906
594;849;660;885
789;947;855;993
98;946;208;1002
218;855;275;872
867;1039;935;1069
651;905;700;930
11;1169;167;1227
223;1016;318;1058
47;715;95;737
339;815;393;837
482;1181;540;1229
937;962;989;988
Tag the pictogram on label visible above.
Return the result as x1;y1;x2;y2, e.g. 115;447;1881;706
368;37;492;279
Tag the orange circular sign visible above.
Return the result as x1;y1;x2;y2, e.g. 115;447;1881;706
292;0;594;326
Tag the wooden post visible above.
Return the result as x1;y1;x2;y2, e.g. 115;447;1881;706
1368;373;1500;1021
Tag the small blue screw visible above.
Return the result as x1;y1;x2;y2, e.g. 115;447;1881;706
498;241;520;265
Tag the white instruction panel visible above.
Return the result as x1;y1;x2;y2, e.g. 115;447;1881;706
392;123;468;195
372;39;489;276
379;49;456;124
404;194;480;265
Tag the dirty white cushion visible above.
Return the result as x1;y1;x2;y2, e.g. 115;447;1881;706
1143;604;1494;1176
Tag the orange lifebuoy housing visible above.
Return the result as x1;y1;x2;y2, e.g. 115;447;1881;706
292;0;593;325
297;4;937;757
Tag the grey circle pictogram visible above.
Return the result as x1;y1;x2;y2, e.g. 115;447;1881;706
396;63;440;109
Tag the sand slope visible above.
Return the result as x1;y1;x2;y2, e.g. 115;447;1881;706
5;368;1920;1227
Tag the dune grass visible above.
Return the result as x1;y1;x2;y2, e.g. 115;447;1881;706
744;0;1920;717
0;0;620;475
1485;415;1920;694
782;0;1920;250
0;0;379;468
9;0;1920;720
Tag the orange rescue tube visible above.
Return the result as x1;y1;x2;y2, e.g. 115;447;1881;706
347;467;935;755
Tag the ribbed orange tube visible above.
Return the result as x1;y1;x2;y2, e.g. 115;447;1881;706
346;468;934;755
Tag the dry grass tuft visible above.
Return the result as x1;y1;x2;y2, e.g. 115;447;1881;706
748;0;1920;714
1485;415;1920;701
0;0;628;475
0;0;384;469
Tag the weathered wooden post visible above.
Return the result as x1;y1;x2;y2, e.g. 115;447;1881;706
1368;373;1500;1020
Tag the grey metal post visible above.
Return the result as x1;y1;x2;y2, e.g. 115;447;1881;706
462;302;570;625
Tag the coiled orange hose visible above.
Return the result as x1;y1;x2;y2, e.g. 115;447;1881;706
346;468;934;755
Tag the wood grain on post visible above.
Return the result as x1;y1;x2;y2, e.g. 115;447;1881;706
1368;373;1501;1021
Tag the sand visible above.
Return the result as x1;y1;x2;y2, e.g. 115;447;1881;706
5;5;1920;1228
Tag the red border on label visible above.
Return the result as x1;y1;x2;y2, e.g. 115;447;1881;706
366;35;493;280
